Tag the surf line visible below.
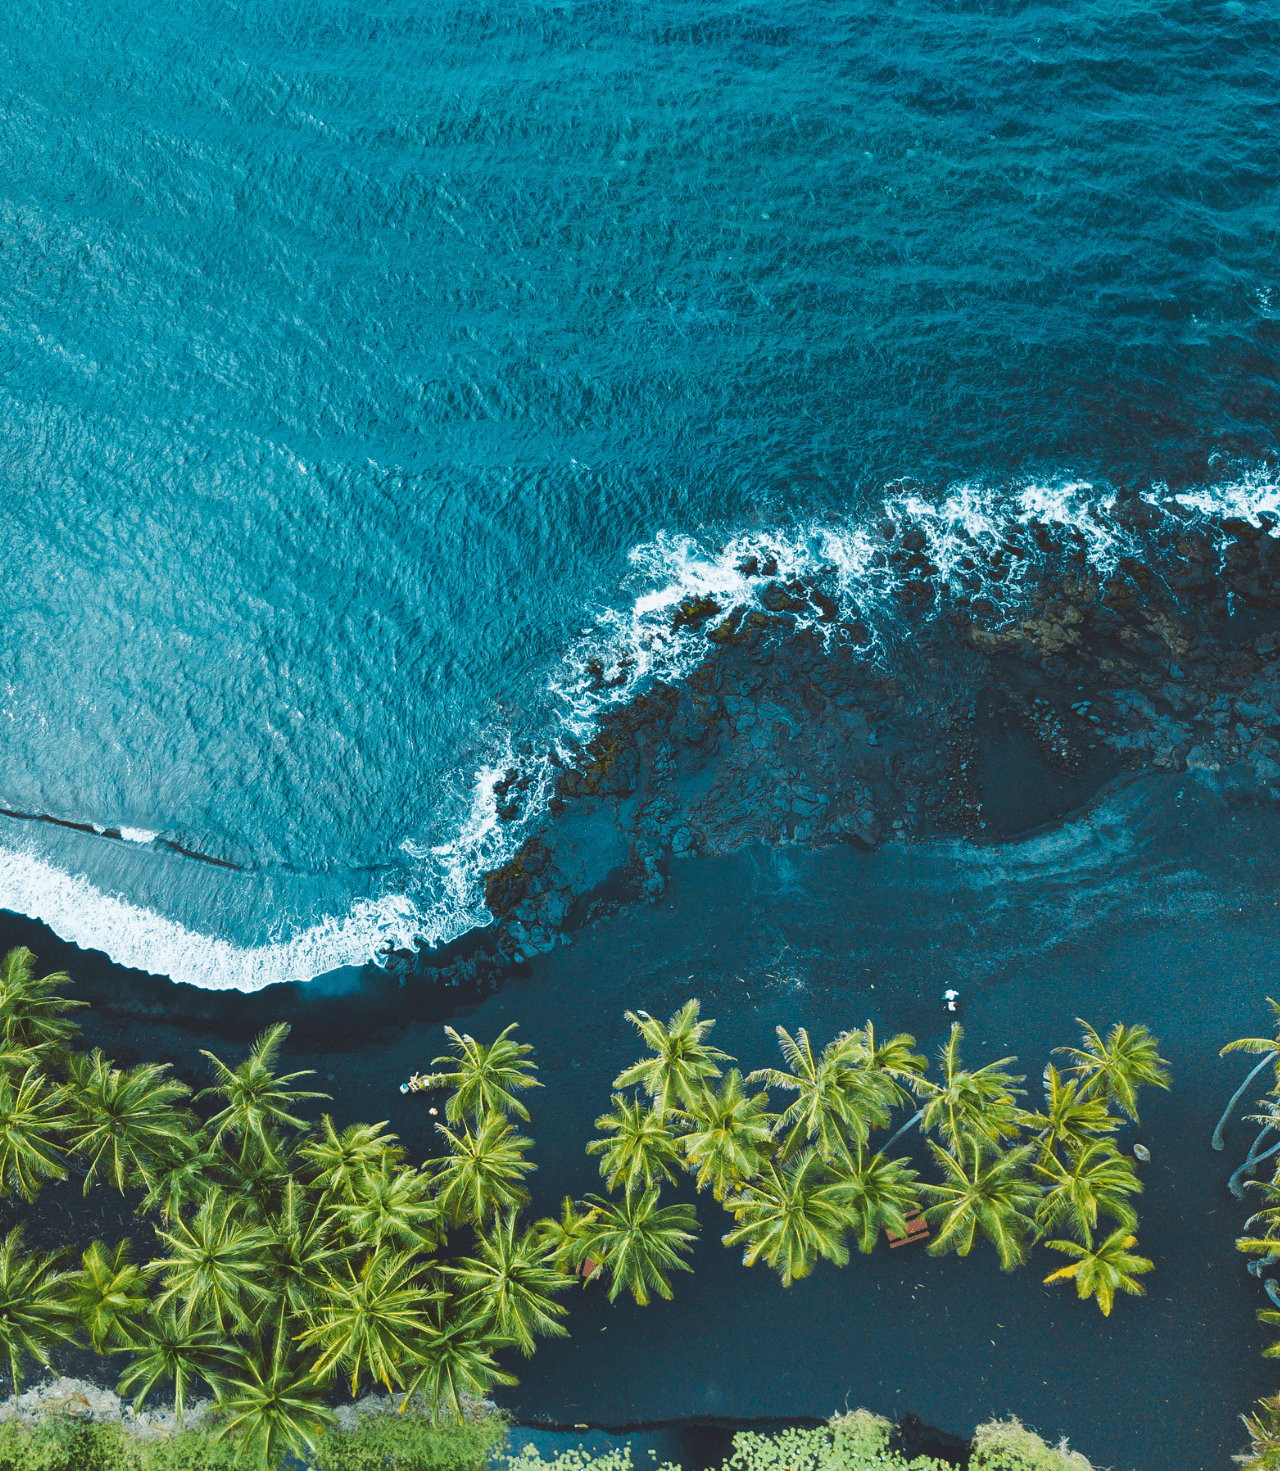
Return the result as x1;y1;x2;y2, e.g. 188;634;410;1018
0;807;244;871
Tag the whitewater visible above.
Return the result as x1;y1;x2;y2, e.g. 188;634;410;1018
2;471;1276;991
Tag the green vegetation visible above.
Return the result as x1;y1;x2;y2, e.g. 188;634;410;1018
0;947;1152;1470
0;948;556;1469
0;1405;504;1471
1222;1004;1280;1469
500;1410;1099;1471
567;1002;1165;1311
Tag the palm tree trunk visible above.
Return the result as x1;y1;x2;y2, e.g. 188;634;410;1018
1214;1054;1277;1150
884;1109;924;1154
1230;1128;1280;1199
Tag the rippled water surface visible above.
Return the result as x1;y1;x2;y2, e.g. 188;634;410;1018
1;0;1276;986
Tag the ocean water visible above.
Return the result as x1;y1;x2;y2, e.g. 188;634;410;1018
0;0;1276;989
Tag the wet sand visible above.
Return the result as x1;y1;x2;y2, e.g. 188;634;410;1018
2;767;1277;1470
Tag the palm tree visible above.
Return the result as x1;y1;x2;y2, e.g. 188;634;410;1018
1058;1019;1170;1124
150;1191;270;1333
1034;1139;1140;1240
62;1050;196;1194
721;1150;851;1287
140;1138;217;1224
116;1303;230;1421
613;1001;730;1119
587;1094;682;1196
580;1188;699;1305
826;1144;922;1255
431;1114;536;1225
66;1240;152;1352
260;1179;352;1319
298;1116;401;1203
0;948;85;1062
0;1227;76;1393
1218;1002;1280;1151
1022;1065;1117;1156
298;1249;438;1394
400;1296;517;1422
424;1024;542;1123
199;1023;329;1164
212;1313;336;1470
679;1069;775;1200
1043;1225;1154;1315
333;1162;443;1254
747;1028;893;1164
532;1197;602;1276
1238;1394;1280;1471
915;1026;1025;1157
0;1065;70;1201
920;1140;1039;1271
448;1211;570;1355
213;1132;294;1225
850;1022;928;1097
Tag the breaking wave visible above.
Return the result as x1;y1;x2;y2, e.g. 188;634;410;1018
3;468;1275;991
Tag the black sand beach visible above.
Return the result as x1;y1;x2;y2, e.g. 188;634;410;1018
3;767;1277;1471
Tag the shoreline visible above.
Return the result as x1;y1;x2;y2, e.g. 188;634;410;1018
3;766;1278;1469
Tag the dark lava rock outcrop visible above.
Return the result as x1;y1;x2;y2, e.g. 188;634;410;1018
392;507;1280;978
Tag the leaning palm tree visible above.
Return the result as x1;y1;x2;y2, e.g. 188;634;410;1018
333;1160;443;1255
150;1191;271;1334
0;1227;76;1392
1034;1139;1140;1240
914;1026;1026;1158
400;1296;517;1423
0;948;85;1062
199;1023;329;1165
117;1302;230;1422
679;1069;775;1200
1042;1225;1154;1315
448;1211;570;1355
298;1249;438;1394
613;1001;730;1120
298;1116;402;1204
748;1028;893;1164
587;1094;683;1197
0;1065;70;1201
213;1313;336;1470
431;1114;536;1225
66;1240;153;1352
826;1144;922;1255
1218;1002;1280;1152
1022;1065;1118;1157
1057;1019;1170;1125
920;1139;1039;1271
721;1149;851;1287
580;1188;700;1305
424;1023;542;1123
61;1050;196;1194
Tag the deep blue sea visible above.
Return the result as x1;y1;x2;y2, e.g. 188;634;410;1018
1;0;1276;989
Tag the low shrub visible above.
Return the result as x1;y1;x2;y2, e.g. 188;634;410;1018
502;1416;953;1471
313;1412;507;1471
0;1412;504;1471
971;1418;1097;1471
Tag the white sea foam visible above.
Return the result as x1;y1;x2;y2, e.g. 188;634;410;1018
0;842;427;991
5;469;1272;991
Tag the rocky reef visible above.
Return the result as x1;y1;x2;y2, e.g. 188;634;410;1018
391;501;1280;982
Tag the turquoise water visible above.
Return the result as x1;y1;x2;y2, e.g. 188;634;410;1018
1;0;1276;987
